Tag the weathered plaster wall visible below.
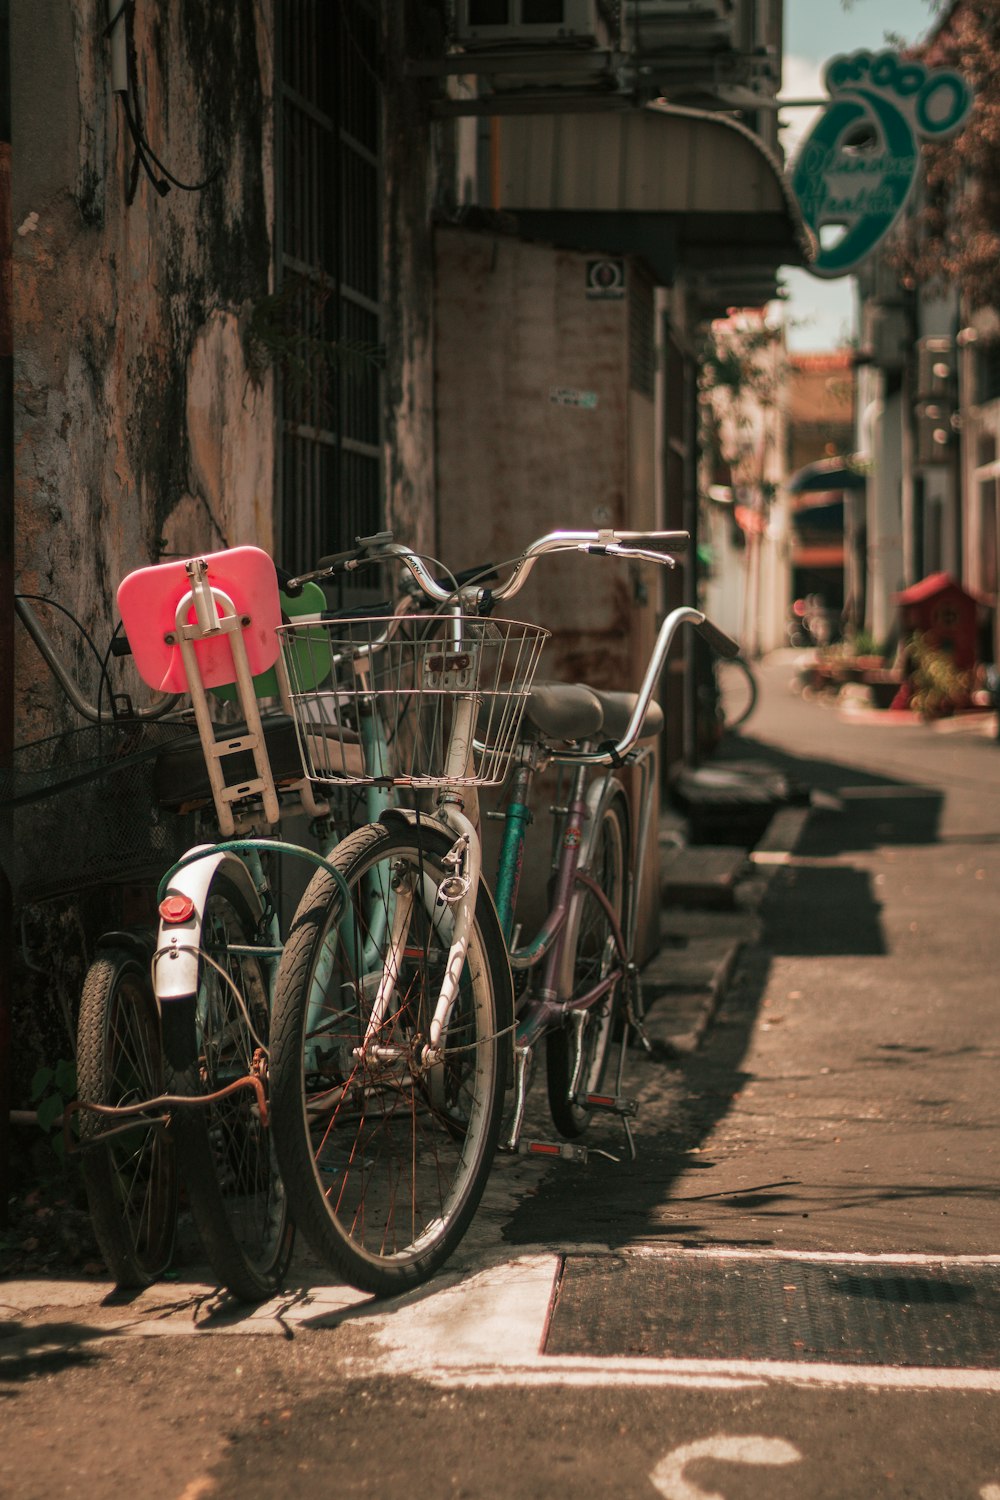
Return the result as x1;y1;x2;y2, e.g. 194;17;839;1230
12;0;274;731
382;6;441;555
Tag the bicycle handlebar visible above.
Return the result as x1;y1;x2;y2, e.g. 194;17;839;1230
14;596;182;724
695;616;742;660
285;529;737;767
292;527;690;606
549;605;741;768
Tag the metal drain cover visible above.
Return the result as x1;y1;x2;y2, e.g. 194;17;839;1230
543;1255;1000;1368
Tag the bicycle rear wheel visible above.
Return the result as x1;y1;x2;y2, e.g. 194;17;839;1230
77;947;177;1287
547;791;628;1138
162;875;293;1302
716;656;757;730
269;818;511;1297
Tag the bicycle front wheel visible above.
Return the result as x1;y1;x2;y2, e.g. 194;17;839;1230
716;656;757;730
269;819;512;1297
162;875;293;1302
547;790;628;1138
77;947;177;1287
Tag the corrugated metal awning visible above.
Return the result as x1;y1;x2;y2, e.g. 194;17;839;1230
494;104;813;297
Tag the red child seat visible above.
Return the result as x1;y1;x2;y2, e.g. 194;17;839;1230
117;545;283;694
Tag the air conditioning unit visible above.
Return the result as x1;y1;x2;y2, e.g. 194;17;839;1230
633;0;732;18
627;0;735;57
454;0;615;48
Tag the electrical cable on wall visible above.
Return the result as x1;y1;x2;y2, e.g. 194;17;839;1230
105;0;221;206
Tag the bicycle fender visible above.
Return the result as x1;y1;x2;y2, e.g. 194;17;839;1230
556;778;630;1000
153;850;264;1002
95;929;156;965
579;775;629;867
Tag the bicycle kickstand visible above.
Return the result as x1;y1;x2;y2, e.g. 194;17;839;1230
567;1008;639;1164
626;961;653;1054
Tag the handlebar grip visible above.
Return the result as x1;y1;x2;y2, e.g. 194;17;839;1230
274;564;303;598
622;531;689;552
316;545;366;573
696;617;741;660
316;530;395;576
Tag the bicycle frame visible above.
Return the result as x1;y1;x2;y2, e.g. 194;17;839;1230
280;530;739;1154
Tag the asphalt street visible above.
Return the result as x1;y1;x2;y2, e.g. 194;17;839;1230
3;652;1000;1500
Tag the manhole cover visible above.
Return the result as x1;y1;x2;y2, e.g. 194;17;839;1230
543;1255;1000;1368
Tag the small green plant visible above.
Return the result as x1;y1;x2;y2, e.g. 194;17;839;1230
846;629;884;659
246;274;386;409
30;1058;77;1161
907;633;974;718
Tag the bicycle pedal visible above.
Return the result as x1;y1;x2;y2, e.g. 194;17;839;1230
576;1092;639;1119
518;1139;589;1163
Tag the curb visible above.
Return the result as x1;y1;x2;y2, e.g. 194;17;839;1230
643;798;814;1055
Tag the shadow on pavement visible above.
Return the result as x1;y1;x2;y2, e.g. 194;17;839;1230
502;729;953;1253
0;1320;106;1389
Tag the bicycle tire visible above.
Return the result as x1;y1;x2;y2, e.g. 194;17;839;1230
77;948;177;1287
269;818;512;1297
161;874;293;1302
716;656;758;730
547;790;628;1138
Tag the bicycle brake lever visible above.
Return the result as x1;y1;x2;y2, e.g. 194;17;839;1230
603;544;678;567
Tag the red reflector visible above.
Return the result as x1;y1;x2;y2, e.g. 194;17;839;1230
159;894;195;924
528;1143;561;1156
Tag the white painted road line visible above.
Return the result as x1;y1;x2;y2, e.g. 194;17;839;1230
6;1247;1000;1394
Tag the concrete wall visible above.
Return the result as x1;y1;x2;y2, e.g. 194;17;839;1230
433;225;643;681
12;0;274;733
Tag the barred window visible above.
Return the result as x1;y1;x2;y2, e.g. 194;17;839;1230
276;0;383;588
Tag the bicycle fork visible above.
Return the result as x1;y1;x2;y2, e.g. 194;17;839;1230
357;803;481;1067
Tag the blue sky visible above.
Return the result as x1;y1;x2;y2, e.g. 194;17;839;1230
777;0;940;350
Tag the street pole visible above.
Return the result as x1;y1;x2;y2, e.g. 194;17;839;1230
0;0;14;1224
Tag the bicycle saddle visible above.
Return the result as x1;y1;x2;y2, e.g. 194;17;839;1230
521;682;663;745
589;688;664;741
522;682;604;742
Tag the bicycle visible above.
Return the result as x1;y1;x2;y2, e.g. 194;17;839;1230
715;654;758;732
10;551;414;1296
265;528;740;1295
6;593;194;1287
79;540;424;1299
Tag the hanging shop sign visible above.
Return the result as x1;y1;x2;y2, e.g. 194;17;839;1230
790;49;973;279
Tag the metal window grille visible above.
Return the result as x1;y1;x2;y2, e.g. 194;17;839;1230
276;0;383;588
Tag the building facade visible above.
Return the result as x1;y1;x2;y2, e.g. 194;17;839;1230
2;0;808;1082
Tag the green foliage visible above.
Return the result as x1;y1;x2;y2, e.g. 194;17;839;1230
30;1058;77;1160
907;632;974;717
246;274;386;409
844;628;885;658
888;3;1000;309
700;313;788;512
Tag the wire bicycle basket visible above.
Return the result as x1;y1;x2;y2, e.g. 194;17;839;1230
0;720;198;902
278;614;549;788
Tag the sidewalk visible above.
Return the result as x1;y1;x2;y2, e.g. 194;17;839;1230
4;664;999;1325
644;657;1000;1065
